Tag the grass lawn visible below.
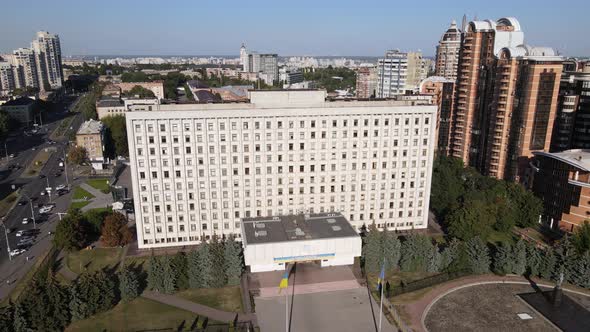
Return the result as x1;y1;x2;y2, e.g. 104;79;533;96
176;286;243;313
87;178;110;192
21;150;51;178
66;297;206;332
487;230;516;245
72;186;94;200
67;247;124;275
70;201;90;210
0;191;19;219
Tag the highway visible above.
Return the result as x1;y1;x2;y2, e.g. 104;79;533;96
0;94;86;298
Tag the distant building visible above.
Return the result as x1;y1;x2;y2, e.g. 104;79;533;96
240;43;249;72
12;48;39;90
31;31;64;90
76;119;105;169
0;97;36;126
551;67;590;152
435;20;462;80
420;77;456;155
102;84;121;98
531;149;590;233
450;17;563;181
115;81;165;100
405;52;428;91
279;70;304;85
239;44;279;84
355;66;378;99
96;96;160;119
376;50;408;98
211;85;252;102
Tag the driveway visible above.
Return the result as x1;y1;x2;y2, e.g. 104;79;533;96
255;287;397;332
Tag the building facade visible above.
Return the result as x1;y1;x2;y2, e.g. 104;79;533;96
0;97;35;126
435;20;462;80
356;66;378;99
31;31;63;90
531;150;590;233
551;68;590;152
406;52;428;92
126;90;436;248
450;17;563;181
76;119;105;168
116;81;165;100
377;50;408;98
420;77;456;155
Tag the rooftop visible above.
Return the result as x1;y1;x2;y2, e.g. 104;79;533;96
241;212;359;245
2;97;35;107
77;119;104;135
533;149;590;171
97;97;124;108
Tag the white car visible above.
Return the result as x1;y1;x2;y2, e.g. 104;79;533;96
39;207;51;214
40;191;46;196
9;249;25;257
15;230;25;237
55;184;66;191
22;218;29;224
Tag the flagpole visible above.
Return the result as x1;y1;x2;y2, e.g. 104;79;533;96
285;284;289;332
378;258;385;332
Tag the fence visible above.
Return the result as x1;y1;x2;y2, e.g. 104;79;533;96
390;269;471;297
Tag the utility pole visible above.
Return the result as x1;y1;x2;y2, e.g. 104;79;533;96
22;192;36;229
1;222;11;261
64;148;70;190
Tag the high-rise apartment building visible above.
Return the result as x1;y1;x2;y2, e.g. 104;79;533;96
377;50;408;98
239;44;279;84
0;61;16;93
31;31;64;90
435;20;461;80
12;48;39;89
406;52;428;91
420;76;456;155
240;43;248;72
550;65;590;151
450;17;563;181
126;90;436;248
356;66;378;99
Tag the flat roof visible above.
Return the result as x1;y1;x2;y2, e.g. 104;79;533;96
533;149;590;171
241;213;359;245
2;97;35;106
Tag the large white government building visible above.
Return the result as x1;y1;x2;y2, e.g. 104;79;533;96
127;90;436;249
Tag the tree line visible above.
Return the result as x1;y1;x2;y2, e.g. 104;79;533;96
431;155;543;241
362;223;590;290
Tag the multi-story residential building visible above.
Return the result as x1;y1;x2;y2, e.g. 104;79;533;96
356;66;378;99
116;81;165;100
450;17;563;181
96;97;160;119
31;31;63;90
406;52;428;91
377;50;408;98
12;48;39;90
551;66;590;152
240;43;249;72
420;77;456;155
0;61;16;94
126;90;437;248
76;119;106;169
435;20;462;80
530;149;590;233
0;97;36;126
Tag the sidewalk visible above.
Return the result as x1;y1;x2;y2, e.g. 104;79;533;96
142;290;258;325
79;182;113;212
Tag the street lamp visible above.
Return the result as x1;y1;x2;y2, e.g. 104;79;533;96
21;192;36;230
63;147;70;190
57;212;67;221
0;221;11;261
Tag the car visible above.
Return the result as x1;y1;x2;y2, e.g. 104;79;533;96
40;191;46;196
9;249;25;257
39;207;49;214
38;174;45;179
55;184;66;191
18;239;34;246
15;230;25;237
9;154;15;158
22;218;29;224
18;200;27;206
31;147;36;151
58;162;64;167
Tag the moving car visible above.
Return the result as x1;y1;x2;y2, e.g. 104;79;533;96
22;218;29;224
55;184;66;191
18;200;27;206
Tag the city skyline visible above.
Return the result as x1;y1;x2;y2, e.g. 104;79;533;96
1;0;589;57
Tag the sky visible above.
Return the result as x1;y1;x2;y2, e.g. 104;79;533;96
1;0;588;57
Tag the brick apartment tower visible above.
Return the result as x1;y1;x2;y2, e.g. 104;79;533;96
435;20;462;80
450;17;563;181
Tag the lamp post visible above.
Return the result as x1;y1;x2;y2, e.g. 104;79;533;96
21;192;36;230
63;148;70;190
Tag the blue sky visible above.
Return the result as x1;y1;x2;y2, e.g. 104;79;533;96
1;0;588;57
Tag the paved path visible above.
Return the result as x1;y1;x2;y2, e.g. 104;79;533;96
79;182;113;212
142;290;257;324
396;274;590;332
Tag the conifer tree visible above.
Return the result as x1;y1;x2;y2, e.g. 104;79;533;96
0;301;15;332
147;254;164;292
172;252;189;290
400;234;433;272
363;223;382;274
440;238;460;272
199;243;214;288
569;251;590;288
224;235;244;286
426;245;441;273
96;270;116;312
209;235;227;288
382;228;401;271
161;255;177;294
188;248;204;288
13;302;30;332
45;273;71;330
465;236;490;274
493;244;513;275
512;240;527;275
539;248;556;280
525;242;542;277
118;264;140;302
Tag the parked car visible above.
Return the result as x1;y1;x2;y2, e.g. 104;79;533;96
9;249;25;257
55;184;66;191
38;174;45;179
15;230;25;237
18;200;27;206
40;191;46;196
22;218;29;224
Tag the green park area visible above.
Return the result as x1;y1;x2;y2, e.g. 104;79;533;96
72;186;94;200
86;178;110;193
177;286;243;313
67;247;125;275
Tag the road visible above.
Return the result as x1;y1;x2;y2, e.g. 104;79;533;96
0;95;86;299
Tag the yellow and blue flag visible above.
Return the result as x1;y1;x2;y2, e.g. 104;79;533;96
279;269;289;290
376;264;385;291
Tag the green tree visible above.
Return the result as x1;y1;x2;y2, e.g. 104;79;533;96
224;235;244;286
199;243;214;288
147;254;164;292
95;270;116;312
539;248;556;280
161;255;177;294
172;252;189;290
209;235;227;288
554;236;577;282
362;223;382;274
125;85;156;98
53;209;86;251
0;301;14;332
382;228;401;271
465;236;490;274
68;146;88;165
493;244;513;275
569;251;590;288
69;273;92;321
506;183;543;228
440;238;461;272
83;208;110;237
426;245;442;273
44;274;71;330
102;115;128;158
188;248;205;288
572;221;590;255
118;264;140;302
430;156;466;219
447;199;495;241
400;234;433;272
121;72;150;83
525;242;543;277
13;302;29;332
512;240;527;275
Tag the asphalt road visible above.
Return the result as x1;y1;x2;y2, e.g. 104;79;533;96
0;94;86;295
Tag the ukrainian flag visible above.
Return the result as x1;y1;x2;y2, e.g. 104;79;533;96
279;269;289;290
376;264;385;291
